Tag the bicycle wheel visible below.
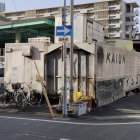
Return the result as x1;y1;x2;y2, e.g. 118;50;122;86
29;91;38;105
15;93;25;110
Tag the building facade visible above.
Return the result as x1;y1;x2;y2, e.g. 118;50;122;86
0;0;139;39
0;2;5;12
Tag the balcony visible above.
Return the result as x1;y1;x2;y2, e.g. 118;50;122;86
126;20;138;26
108;5;121;11
125;26;139;35
126;18;139;26
10;16;19;21
126;10;139;17
105;33;109;37
133;27;139;34
125;29;132;35
87;8;94;13
109;14;121;19
135;18;139;24
90;15;98;19
109;22;121;28
94;8;109;12
125;30;130;35
74;8;94;14
109;32;121;38
96;17;109;20
80;9;88;14
134;27;139;32
126;12;136;17
135;10;139;16
37;13;51;17
37;11;58;17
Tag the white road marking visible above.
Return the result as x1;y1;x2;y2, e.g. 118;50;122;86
0;115;140;126
16;133;47;138
60;139;71;140
91;115;140;120
15;133;57;139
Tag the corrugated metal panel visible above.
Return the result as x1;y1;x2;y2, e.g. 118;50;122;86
45;45;95;99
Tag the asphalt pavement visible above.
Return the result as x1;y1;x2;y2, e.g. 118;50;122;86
0;115;140;140
0;93;140;140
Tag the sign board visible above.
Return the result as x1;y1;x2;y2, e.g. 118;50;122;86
12;67;17;75
56;25;72;36
58;37;69;42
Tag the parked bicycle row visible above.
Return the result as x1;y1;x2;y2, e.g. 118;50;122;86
0;82;46;111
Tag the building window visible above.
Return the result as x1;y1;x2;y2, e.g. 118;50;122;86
99;20;109;26
95;11;108;19
94;2;108;10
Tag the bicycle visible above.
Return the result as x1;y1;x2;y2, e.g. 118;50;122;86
0;82;17;107
15;82;43;110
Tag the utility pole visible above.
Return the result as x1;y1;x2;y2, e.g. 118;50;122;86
62;0;67;118
70;0;74;103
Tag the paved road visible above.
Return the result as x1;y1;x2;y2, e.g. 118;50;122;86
0;115;140;140
80;93;140;120
0;94;140;140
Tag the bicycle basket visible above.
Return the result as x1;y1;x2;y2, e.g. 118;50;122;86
12;83;21;90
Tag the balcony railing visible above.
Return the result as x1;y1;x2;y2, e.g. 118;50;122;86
135;9;139;16
108;5;121;10
132;27;139;34
135;18;139;24
126;10;139;17
80;9;88;14
109;22;121;28
126;20;137;26
109;32;121;38
126;12;136;17
74;8;94;14
109;14;121;19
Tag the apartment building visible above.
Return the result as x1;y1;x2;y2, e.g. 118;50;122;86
0;0;139;39
0;2;5;12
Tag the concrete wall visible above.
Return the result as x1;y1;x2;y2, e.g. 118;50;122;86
55;14;104;44
93;20;104;43
5;43;45;92
96;45;140;82
5;42;96;101
95;44;140;106
105;39;133;51
115;39;133;50
0;2;5;12
5;42;140;106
